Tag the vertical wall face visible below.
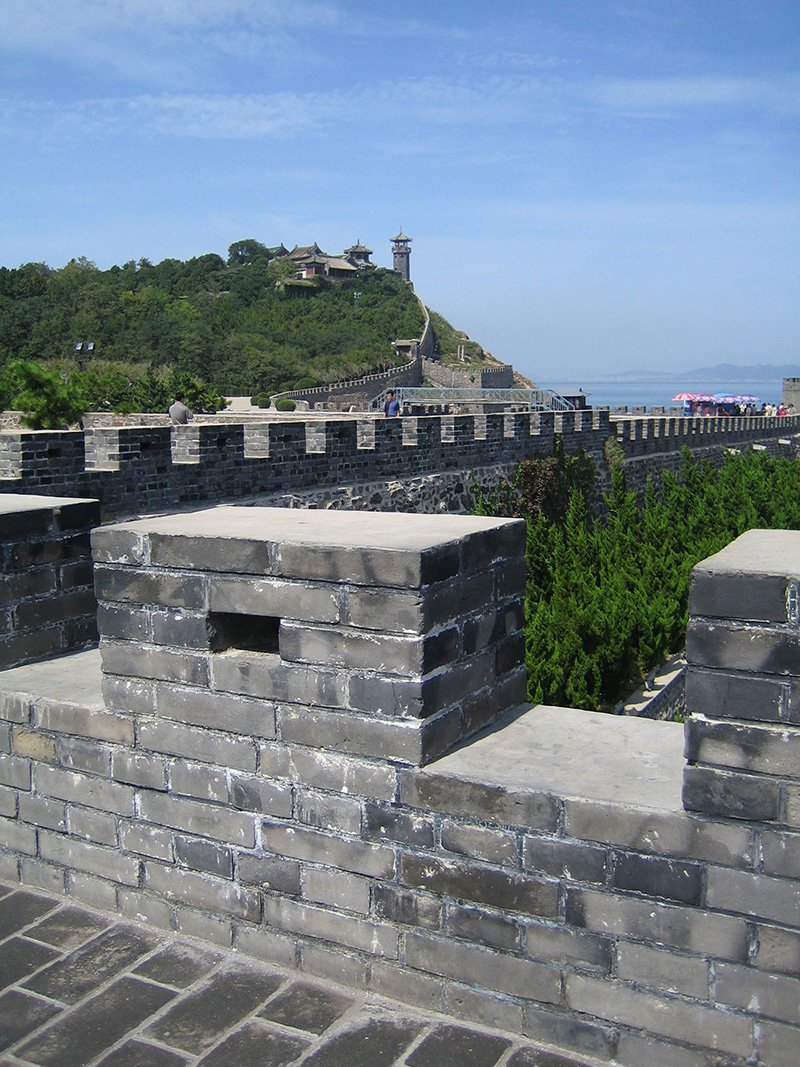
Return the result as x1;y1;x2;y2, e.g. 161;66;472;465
92;506;528;765
0;496;100;668
783;377;800;410
5;512;800;1063
683;529;800;822
1;413;797;522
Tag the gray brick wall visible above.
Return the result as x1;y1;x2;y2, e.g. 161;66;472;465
0;510;799;1065
92;506;527;765
1;411;796;521
684;529;800;831
0;495;100;668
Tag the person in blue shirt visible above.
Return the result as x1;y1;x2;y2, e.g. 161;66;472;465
384;390;401;417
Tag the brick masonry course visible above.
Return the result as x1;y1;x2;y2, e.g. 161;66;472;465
1;410;797;522
0;508;799;1065
0;495;100;670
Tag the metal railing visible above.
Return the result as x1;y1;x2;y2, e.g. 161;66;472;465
373;386;575;412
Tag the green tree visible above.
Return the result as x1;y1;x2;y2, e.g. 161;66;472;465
3;360;86;429
227;239;270;265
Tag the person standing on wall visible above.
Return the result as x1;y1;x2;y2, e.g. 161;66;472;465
384;390;400;417
169;393;193;425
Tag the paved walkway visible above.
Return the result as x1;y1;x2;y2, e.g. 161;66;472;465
0;881;603;1067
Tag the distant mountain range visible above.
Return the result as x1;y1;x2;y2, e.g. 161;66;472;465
585;363;800;384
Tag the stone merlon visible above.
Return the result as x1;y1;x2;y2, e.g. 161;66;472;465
1;501;800;1066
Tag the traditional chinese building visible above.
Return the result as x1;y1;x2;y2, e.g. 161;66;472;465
391;229;412;283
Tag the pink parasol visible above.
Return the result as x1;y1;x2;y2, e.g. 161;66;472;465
672;393;695;401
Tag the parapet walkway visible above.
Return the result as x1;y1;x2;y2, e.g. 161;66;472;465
0;880;602;1067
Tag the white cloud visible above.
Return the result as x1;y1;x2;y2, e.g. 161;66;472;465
0;0;343;85
590;74;800;116
130;91;346;138
0;88;349;142
0;69;570;145
1;0;341;46
4;60;798;149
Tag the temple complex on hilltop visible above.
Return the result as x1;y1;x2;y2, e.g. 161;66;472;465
263;234;412;284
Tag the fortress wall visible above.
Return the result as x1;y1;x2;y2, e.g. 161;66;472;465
0;504;798;1065
783;378;800;410
0;496;99;669
416;299;435;361
274;352;423;412
421;358;514;390
0;412;796;521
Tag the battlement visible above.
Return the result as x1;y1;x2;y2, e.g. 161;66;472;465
0;500;799;1064
92;506;527;766
1;410;796;519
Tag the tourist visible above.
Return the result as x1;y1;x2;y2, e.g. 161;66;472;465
384;390;400;417
168;393;193;424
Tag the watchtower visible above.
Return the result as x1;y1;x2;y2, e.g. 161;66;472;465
391;230;412;283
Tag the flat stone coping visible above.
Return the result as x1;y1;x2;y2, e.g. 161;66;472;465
0;494;97;515
99;504;519;553
428;702;685;812
0;648;685;813
695;527;800;575
0;648;105;711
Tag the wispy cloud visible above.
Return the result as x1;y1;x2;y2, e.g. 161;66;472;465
1;0;342;47
0;89;348;142
590;74;800;117
0;0;344;85
4;63;798;148
130;91;347;139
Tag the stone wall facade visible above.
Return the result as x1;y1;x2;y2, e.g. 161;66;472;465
92;507;527;767
421;358;515;390
271;352;422;412
1;409;797;522
782;377;800;411
0;495;99;669
0;504;799;1065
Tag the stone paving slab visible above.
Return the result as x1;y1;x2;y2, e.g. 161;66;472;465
0;881;607;1067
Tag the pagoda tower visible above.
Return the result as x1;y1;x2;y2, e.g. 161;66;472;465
343;239;373;267
391;230;412;283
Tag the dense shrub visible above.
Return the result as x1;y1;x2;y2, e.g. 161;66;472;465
475;447;800;711
0;360;226;419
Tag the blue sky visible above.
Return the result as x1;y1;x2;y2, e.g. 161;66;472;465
1;0;798;381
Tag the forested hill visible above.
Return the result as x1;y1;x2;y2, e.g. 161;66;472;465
0;248;428;396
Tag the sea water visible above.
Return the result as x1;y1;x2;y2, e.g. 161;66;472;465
538;376;787;411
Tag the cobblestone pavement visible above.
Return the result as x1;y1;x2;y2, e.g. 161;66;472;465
0;883;605;1067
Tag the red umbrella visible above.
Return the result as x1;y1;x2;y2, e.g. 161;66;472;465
672;393;695;401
